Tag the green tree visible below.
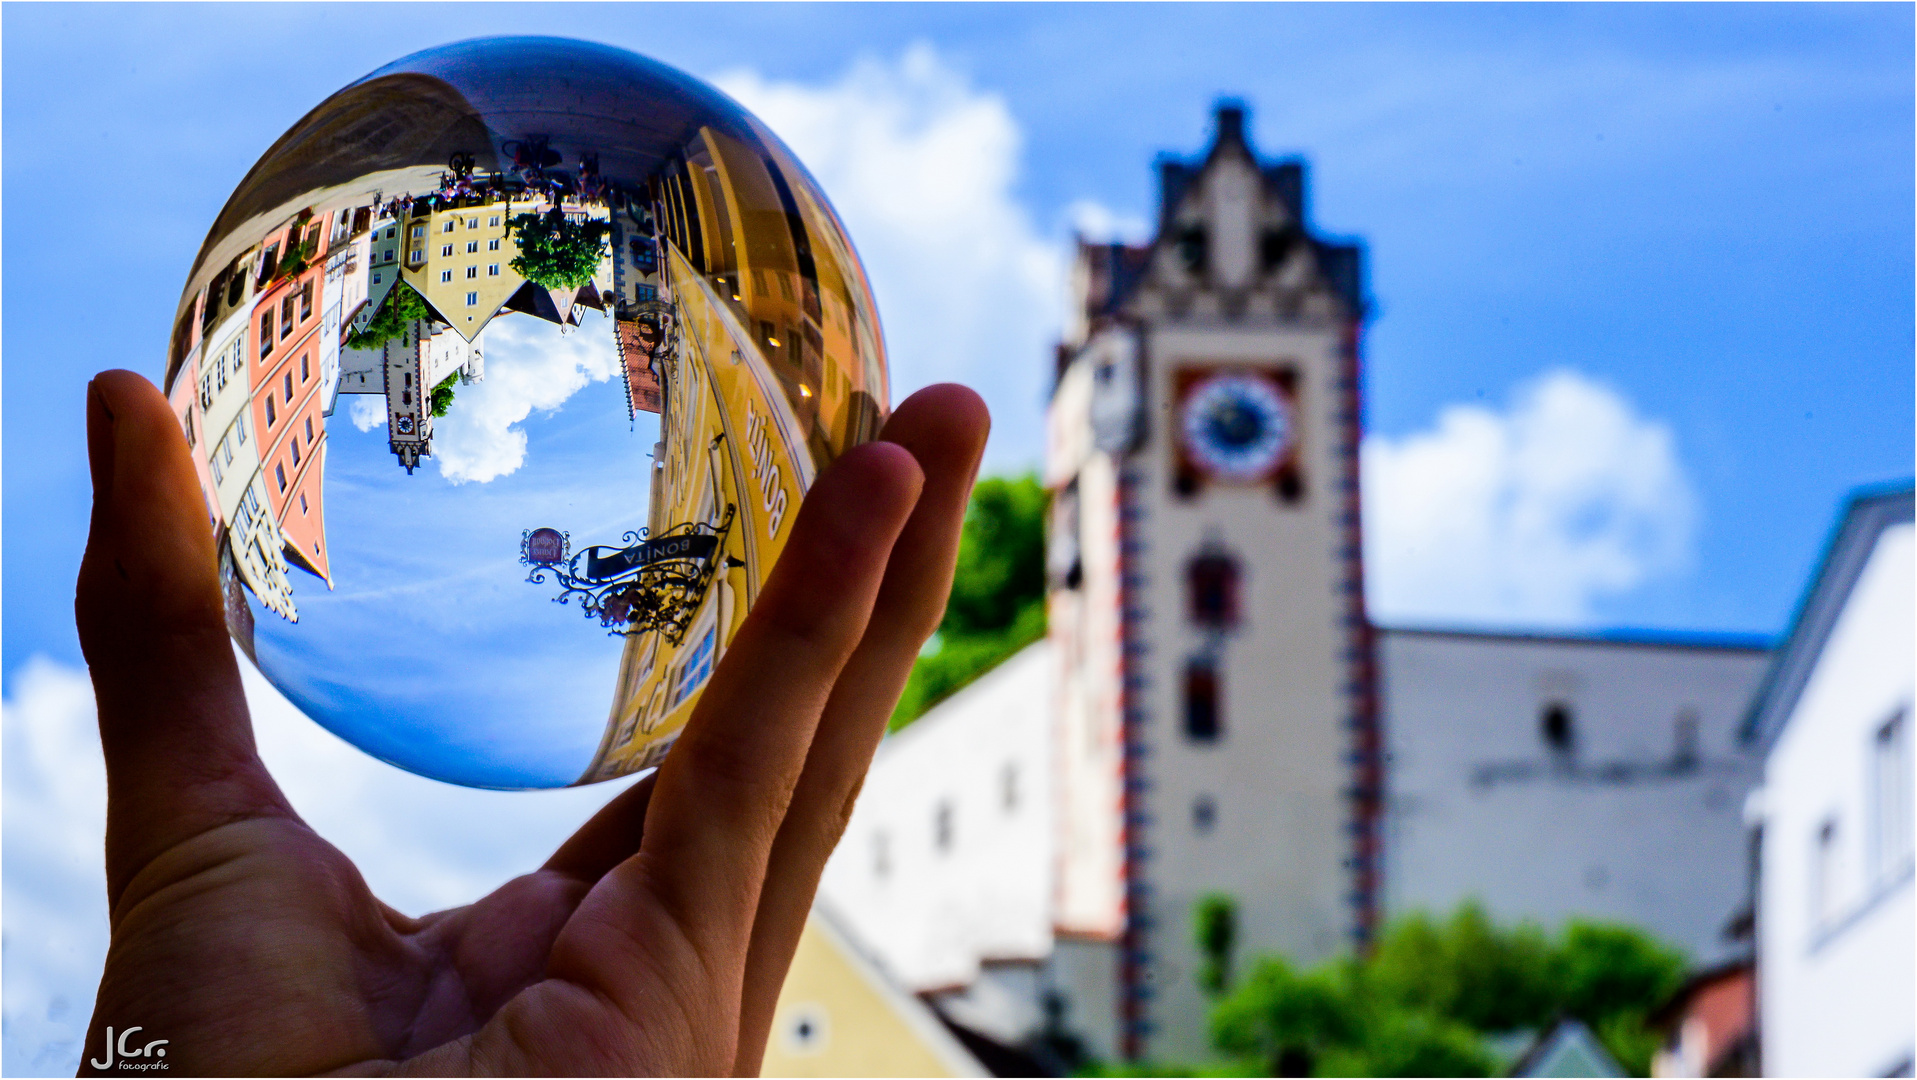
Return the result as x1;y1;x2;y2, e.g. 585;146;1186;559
344;283;428;352
508;209;611;290
890;474;1048;730
1198;902;1685;1077
429;374;458;418
1195;893;1239;997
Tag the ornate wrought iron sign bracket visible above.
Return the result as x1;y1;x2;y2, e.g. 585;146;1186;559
522;505;743;643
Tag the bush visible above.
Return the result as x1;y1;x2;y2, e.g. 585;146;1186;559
429;374;458;418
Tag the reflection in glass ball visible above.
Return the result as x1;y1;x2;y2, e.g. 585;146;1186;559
160;38;888;789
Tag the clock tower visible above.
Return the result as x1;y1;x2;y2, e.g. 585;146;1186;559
1046;103;1374;1062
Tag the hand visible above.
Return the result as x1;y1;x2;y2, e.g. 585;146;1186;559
75;370;988;1075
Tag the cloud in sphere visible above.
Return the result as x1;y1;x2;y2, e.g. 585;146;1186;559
348;393;386;432
430;315;621;484
716;45;1064;468
1362;369;1697;626
1;655;634;1076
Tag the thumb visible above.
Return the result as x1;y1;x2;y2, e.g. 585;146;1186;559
77;370;291;907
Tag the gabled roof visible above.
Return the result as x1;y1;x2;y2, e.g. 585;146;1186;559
1740;482;1915;755
1510;1018;1624;1078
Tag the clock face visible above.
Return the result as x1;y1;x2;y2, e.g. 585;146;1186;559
1180;372;1294;480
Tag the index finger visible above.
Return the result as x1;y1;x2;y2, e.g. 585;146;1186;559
544;440;924;1018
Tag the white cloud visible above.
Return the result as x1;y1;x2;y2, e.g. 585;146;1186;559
348;394;386;432
1065;198;1153;246
1;655;635;1075
430;315;621;484
715;44;1064;469
1362;369;1696;627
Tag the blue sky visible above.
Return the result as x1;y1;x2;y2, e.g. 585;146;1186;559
6;4;1909;685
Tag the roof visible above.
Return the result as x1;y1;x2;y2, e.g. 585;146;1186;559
1377;623;1773;654
1509;1018;1624;1078
1740;483;1915;755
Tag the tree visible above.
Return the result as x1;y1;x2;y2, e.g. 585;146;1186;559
508;209;611;290
429;374;458;418
344;283;428;352
1199;902;1685;1077
1195;893;1239;997
889;474;1048;730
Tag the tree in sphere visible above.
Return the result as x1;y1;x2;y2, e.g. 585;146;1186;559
344;283;429;352
508;209;611;290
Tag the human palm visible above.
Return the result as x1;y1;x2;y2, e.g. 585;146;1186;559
76;370;987;1076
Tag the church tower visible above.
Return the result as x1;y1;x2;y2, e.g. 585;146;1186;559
1046;103;1376;1062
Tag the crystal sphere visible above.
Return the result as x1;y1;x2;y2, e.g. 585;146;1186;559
160;38;888;788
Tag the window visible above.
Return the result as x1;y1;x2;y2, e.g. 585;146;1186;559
488;238;500;251
1001;763;1019;813
299;492;308;515
466;292;479;306
411;225;425;238
466;266;478;279
1185;656;1221;742
372;271;382;284
265;395;277;426
488;215;500;227
442;221;455;233
1813;817;1842;928
466;241;479;254
488;264;500;276
210;454;223;485
386;226;397;239
182;409;196;448
259;310;275;355
441;244;454;258
934;801;954;854
291;439;300;466
300;354;309;382
467;217;479;230
283;372;294;401
441;270;453;283
305;417;314;442
1193;795;1217;835
280;296;295;337
275;463;287;492
1673;709;1700;770
1188;551;1240;628
1872;710;1913;882
236;411;248;444
1542;702;1576;756
299;281;313;320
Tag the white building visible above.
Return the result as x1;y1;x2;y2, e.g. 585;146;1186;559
822;105;1789;1069
335;319;483;473
1380;627;1768;962
1742;486;1913;1077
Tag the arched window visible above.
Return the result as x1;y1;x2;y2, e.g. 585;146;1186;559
1188;550;1240;629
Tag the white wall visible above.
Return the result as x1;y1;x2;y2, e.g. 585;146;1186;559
819;643;1055;992
1759;523;1914;1078
1380;629;1769;960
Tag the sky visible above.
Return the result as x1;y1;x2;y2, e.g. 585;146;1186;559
2;4;1910;1072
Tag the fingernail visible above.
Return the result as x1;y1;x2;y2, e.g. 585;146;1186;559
87;379;117;499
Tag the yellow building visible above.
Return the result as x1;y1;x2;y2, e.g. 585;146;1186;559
398;200;611;340
761;906;986;1078
578;127;888;782
580;241;816;780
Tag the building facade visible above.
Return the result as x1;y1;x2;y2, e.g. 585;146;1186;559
1742;487;1914;1077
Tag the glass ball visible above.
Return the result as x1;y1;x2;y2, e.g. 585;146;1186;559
160;38;888;788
